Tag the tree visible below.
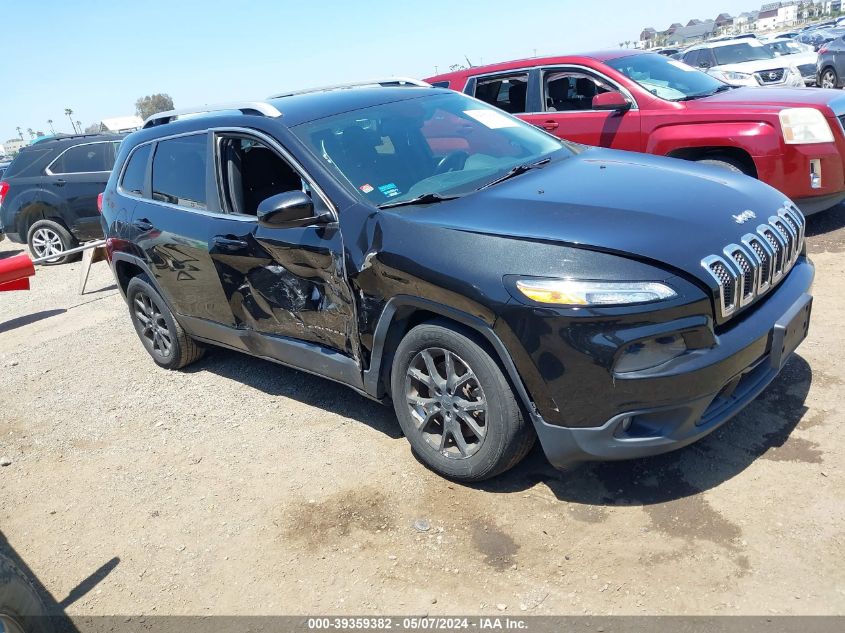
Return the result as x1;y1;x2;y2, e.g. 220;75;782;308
26;128;34;139
64;108;77;133
47;119;55;134
15;126;23;140
84;122;102;134
135;93;175;120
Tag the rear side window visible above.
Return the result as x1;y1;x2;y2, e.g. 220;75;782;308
151;134;207;209
3;148;52;178
473;73;529;114
49;142;116;174
120;144;152;195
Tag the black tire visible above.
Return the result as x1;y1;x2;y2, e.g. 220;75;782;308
0;553;54;633
26;220;79;266
126;274;205;370
694;156;748;175
390;321;535;482
820;67;839;90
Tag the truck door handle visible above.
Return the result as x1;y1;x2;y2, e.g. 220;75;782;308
53;179;67;187
541;120;559;131
133;218;154;231
212;235;248;251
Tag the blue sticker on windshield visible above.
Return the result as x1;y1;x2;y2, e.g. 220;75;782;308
378;183;401;198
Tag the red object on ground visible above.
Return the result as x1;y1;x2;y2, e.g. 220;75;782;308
0;253;35;291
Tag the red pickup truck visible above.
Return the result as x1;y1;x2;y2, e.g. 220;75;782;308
426;51;845;215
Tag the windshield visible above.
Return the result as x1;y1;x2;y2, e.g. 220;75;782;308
290;92;569;207
607;53;724;101
712;42;774;65
766;41;803;56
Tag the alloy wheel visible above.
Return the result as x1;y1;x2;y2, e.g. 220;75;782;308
30;227;64;261
133;291;173;358
0;613;27;633
822;70;837;89
405;347;487;459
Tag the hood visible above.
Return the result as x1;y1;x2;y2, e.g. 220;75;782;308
713;58;798;74
775;51;819;66
681;85;845;114
395;148;791;289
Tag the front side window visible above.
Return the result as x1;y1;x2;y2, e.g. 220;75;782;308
120;143;152;195
49;142;115;174
152;134;207;209
291;92;569;208
473;73;529;113
608;53;726;101
543;71;612;111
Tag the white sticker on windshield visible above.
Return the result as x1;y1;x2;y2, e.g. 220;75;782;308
667;59;696;72
463;109;519;129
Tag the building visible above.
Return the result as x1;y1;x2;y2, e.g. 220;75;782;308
89;115;144;134
3;139;28;157
665;20;717;46
734;11;760;32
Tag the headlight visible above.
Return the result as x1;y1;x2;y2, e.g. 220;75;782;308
713;70;753;82
515;279;677;306
779;107;834;144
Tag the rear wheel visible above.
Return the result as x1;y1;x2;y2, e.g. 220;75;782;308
390;322;535;482
126;274;205;370
820;67;839;89
26;220;78;265
0;553;54;633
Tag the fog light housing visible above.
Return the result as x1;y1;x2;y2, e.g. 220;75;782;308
614;334;687;374
810;158;822;189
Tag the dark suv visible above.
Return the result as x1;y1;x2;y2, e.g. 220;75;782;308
101;81;813;481
0;134;122;263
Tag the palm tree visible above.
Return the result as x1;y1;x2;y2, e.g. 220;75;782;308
64;108;77;133
619;42;625;48
47;119;55;134
15;126;23;140
26;128;34;139
76;121;82;134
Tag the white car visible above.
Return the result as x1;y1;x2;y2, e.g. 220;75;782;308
765;38;819;85
681;39;805;88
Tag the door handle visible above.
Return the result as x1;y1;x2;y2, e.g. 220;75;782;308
541;120;559;131
212;235;248;251
53;179;66;187
133;218;154;231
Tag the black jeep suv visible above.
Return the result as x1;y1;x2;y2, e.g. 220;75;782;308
101;82;813;481
0;133;122;263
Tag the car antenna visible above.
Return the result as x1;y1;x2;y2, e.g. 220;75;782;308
464;55;474;68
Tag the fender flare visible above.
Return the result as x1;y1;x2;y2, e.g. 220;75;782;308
109;251;170;306
646;121;781;159
363;295;538;418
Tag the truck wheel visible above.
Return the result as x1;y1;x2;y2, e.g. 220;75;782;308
695;156;747;175
126;274;205;370
820;68;839;89
0;553;54;633
26;220;79;265
390;321;535;482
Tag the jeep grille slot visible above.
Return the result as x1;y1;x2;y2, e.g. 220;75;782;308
702;203;805;320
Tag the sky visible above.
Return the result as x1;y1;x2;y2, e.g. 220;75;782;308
1;0;757;143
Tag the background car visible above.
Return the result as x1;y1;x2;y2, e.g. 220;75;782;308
764;37;819;85
427;51;845;215
817;35;845;88
798;26;845;50
0;133;122;263
681;39;804;87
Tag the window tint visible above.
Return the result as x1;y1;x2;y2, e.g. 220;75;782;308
151;134;207;209
430;80;450;88
473;73;529;113
49;142;115;174
544;71;611;111
120;143;152;195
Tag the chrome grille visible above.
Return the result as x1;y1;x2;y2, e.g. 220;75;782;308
755;68;785;84
701;203;805;320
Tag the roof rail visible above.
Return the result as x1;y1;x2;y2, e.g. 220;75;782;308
268;77;431;99
142;101;282;129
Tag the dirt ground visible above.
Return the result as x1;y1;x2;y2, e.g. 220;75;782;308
0;208;844;617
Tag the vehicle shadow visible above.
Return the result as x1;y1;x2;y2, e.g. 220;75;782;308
184;347;402;439
0;309;67;334
805;202;845;237
0;248;24;260
479;354;813;505
0;530;119;630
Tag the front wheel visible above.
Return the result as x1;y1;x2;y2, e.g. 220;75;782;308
390;322;535;482
820;68;839;89
694;156;748;175
0;553;54;633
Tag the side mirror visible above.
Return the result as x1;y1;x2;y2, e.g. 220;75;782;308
257;191;328;228
592;91;632;112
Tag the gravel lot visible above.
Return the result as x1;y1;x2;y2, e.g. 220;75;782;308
1;208;844;617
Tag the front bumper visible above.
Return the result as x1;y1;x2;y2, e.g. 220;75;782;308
519;259;814;467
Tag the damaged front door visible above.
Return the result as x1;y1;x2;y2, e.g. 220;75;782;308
207;131;356;356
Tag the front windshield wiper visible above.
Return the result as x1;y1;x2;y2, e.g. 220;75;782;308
377;192;460;209
674;84;737;102
477;157;552;191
